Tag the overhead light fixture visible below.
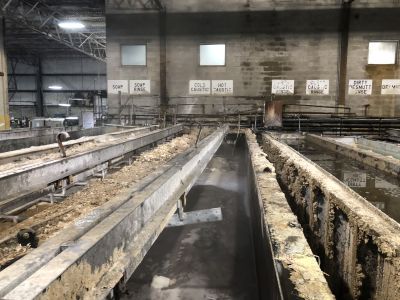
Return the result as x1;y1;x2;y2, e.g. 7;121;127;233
66;116;79;120
49;85;63;90
58;21;85;30
59;103;71;107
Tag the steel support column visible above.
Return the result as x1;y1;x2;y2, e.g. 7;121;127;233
0;17;9;130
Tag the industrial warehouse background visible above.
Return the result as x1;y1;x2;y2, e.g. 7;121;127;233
0;1;399;300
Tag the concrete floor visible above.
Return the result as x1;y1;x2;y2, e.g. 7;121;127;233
122;137;260;300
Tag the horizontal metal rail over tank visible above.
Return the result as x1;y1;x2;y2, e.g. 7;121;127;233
0;125;183;204
0;126;227;300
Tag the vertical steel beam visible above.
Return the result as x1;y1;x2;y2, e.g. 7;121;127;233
35;57;44;117
0;17;9;130
159;9;168;113
337;0;352;107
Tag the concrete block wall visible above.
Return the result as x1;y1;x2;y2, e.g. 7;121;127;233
106;0;400;120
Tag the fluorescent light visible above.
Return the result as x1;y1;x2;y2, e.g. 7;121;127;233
58;21;85;30
49;85;63;90
66;117;79;120
59;103;71;107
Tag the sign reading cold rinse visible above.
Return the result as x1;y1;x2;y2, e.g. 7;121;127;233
381;79;400;95
212;80;233;95
348;80;373;95
189;80;211;95
272;80;294;95
108;80;129;94
306;80;329;95
130;80;151;95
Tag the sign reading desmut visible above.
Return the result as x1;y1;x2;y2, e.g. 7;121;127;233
212;80;233;95
348;80;373;95
108;80;129;94
381;79;400;95
306;80;329;95
272;80;294;95
189;80;211;95
130;80;151;95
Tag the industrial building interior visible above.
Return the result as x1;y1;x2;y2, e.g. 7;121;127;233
0;1;400;299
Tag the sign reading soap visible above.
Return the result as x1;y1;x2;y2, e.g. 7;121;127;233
272;80;294;95
348;80;372;95
108;80;129;94
381;79;400;95
189;80;210;95
130;80;151;95
306;80;329;95
212;80;233;95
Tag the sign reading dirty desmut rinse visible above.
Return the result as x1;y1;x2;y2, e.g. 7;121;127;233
130;80;151;95
212;80;233;95
306;80;329;95
271;80;294;95
348;80;373;95
108;80;129;94
381;79;400;95
189;80;211;95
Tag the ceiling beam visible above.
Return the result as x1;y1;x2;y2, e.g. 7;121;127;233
1;0;106;62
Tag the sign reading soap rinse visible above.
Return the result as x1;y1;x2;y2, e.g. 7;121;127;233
272;80;294;95
212;80;233;95
130;80;151;95
348;80;373;95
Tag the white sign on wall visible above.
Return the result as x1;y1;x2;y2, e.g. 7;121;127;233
108;80;129;94
212;80;233;95
348;80;373;96
272;80;294;95
381;79;400;95
343;172;367;188
130;80;151;95
306;80;330;95
189;80;211;95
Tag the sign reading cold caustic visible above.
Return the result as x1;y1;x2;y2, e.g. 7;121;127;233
130;80;151;95
306;80;329;95
212;80;233;95
189;80;211;95
348;80;373;96
108;80;129;94
381;79;400;95
272;80;294;95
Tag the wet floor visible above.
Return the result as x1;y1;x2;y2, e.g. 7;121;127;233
122;136;259;300
285;138;400;223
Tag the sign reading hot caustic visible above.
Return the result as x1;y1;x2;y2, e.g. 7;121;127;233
306;80;329;95
381;79;400;95
348;80;373;95
212;80;233;95
189;80;211;95
130;80;151;95
108;80;129;94
272;80;294;95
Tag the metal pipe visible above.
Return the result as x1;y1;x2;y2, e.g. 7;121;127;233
56;131;70;158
